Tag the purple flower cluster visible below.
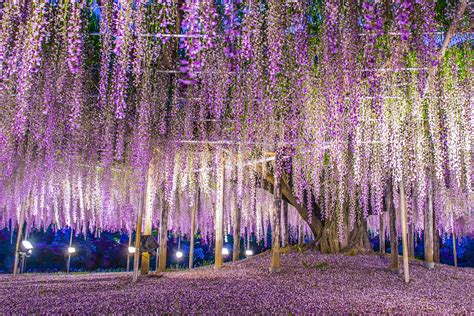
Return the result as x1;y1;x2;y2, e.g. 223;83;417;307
395;0;414;41
0;1;471;253
67;3;82;74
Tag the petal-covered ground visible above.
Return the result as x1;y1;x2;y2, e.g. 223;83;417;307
1;251;473;314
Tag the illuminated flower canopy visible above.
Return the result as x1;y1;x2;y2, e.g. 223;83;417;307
0;0;471;244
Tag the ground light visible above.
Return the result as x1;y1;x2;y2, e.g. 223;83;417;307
20;240;34;255
222;247;230;256
245;249;254;257
176;250;184;259
127;246;136;273
66;246;76;273
18;240;33;274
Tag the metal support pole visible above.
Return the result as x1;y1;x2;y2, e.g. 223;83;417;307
453;229;458;267
424;178;434;269
159;197;169;272
67;228;73;273
387;176;400;273
451;211;458;267
400;178;410;283
214;156;225;269
232;186;241;262
298;216;304;245
281;200;289;247
141;164;155;275
133;189;145;282
189;186;199;269
127;230;132;272
379;211;385;253
13;203;26;277
270;164;282;273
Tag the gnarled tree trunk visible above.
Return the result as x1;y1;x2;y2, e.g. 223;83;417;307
261;168;372;254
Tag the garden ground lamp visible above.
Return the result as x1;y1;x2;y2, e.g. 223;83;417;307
66;246;76;273
19;240;33;256
175;234;183;262
18;240;33;274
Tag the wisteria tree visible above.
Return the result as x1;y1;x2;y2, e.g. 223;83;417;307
0;0;472;278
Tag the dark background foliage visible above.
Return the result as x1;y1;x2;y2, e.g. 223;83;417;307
0;224;472;273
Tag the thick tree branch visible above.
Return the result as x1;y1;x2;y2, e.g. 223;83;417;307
437;0;468;65
424;0;468;96
257;167;323;239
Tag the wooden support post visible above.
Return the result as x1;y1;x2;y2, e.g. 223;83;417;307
379;211;385;254
132;189;145;282
189;186;199;269
159;198;169;272
281;200;289;248
141;164;155;275
387;177;400;273
214;156;225;269
232;189;241;262
400;178;410;283
13;203;26;277
424;178;434;269
270;167;282;273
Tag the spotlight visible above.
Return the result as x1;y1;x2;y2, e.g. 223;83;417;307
19;240;33;256
176;250;184;259
128;246;136;254
67;247;76;254
245;249;253;256
21;240;33;250
222;247;230;256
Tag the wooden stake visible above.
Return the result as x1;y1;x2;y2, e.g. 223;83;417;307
159;197;169;272
214;156;225;269
13;203;26;277
379;211;385;254
189;186;199;269
270;167;282;273
400;178;410;283
281;200;289;248
424;178;434;269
